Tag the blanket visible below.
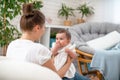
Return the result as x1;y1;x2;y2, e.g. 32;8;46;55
90;43;120;80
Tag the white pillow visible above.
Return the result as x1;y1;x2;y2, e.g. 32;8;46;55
86;31;120;50
0;56;61;80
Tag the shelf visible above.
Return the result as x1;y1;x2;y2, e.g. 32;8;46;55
46;24;70;28
40;25;70;48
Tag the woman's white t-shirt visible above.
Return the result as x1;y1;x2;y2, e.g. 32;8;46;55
6;39;51;65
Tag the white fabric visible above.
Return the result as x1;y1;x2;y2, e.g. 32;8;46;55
6;39;51;65
54;44;76;78
86;31;120;50
0;56;61;80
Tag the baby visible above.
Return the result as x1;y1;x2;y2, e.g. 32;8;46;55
51;29;77;79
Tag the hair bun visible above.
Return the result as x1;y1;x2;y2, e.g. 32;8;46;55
22;3;34;16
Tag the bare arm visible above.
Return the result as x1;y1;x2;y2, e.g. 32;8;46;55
46;43;74;78
65;48;77;59
42;56;72;78
57;56;72;77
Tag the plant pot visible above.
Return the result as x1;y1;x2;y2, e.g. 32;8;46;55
77;18;85;24
64;20;72;26
2;45;8;56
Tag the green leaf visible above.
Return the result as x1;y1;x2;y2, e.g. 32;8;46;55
76;3;94;19
58;3;75;20
33;1;43;9
0;0;43;47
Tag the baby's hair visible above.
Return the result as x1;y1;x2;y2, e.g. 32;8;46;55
57;29;71;40
20;3;45;31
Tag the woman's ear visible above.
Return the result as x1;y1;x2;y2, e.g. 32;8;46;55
33;25;40;32
36;25;40;30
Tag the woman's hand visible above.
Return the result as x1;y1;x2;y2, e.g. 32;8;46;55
65;48;77;59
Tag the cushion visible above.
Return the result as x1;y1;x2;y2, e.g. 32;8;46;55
0;56;61;80
86;31;120;50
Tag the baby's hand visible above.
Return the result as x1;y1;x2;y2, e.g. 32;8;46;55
65;48;77;59
51;42;61;56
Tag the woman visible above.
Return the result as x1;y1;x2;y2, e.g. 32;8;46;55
6;3;89;80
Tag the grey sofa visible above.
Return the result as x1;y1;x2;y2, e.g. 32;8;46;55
69;22;120;54
68;22;120;79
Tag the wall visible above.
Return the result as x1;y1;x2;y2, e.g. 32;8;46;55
113;0;120;23
41;0;120;25
88;0;114;22
41;0;92;25
10;0;120;27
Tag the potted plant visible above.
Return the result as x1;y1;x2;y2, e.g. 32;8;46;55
0;0;43;56
58;3;75;26
76;3;94;23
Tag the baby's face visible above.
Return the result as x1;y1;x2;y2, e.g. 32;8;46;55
56;33;70;48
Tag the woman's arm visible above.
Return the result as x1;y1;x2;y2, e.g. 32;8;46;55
42;56;72;78
65;48;77;59
57;56;72;77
